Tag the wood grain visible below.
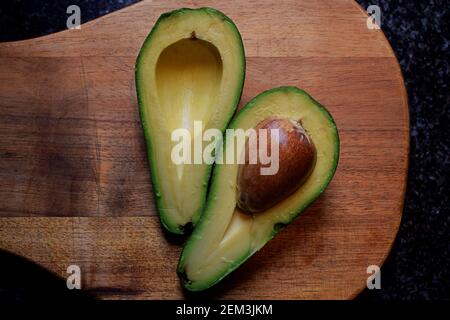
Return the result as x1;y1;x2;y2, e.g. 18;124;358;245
0;0;409;299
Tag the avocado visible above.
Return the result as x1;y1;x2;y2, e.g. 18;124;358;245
135;8;245;234
177;87;340;291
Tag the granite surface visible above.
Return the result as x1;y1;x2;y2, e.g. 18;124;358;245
0;0;448;300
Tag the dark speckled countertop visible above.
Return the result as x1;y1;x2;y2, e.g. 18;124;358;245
0;0;448;300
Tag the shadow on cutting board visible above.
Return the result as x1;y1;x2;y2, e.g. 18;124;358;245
0;250;94;302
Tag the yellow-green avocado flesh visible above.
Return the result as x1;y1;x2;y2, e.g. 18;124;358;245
177;87;340;291
135;8;245;234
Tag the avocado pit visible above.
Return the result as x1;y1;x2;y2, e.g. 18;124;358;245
237;117;316;213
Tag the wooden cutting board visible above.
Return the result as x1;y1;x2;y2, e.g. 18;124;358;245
0;0;409;299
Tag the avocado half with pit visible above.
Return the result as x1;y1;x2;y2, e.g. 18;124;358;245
177;87;340;291
135;8;245;234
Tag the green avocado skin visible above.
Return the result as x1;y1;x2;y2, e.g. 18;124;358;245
177;87;340;292
135;8;246;234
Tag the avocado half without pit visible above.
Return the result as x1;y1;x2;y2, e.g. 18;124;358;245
135;8;245;234
178;87;340;291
